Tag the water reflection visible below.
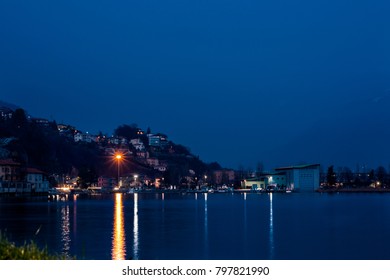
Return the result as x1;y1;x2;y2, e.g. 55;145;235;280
133;193;139;260
269;193;275;259
204;193;209;258
112;193;126;260
243;192;247;254
60;204;70;258
73;194;77;237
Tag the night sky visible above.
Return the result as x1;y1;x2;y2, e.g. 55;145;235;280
1;0;389;170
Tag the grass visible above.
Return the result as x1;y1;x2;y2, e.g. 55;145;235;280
0;232;73;260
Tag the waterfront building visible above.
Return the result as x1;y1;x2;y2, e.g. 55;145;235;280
26;168;49;193
275;164;320;192
242;173;286;191
0;159;49;194
0;159;22;182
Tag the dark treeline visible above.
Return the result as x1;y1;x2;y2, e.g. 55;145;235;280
323;165;390;189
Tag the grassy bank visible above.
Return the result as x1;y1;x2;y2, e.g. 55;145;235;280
0;233;72;260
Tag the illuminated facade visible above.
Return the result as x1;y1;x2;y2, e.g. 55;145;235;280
275;164;320;192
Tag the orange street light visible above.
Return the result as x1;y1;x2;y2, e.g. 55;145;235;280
115;154;122;187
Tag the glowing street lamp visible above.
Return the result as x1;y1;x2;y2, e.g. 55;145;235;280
115;154;122;188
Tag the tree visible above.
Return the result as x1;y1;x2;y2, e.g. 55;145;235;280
77;166;98;188
326;165;337;187
376;166;387;187
114;124;139;140
339;167;353;186
256;162;264;177
12;108;27;129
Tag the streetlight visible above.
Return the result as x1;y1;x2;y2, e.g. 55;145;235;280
115;154;122;188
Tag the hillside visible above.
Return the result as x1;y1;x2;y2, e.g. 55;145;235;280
0;102;221;188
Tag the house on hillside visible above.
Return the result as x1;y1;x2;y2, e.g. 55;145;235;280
0;107;13;120
130;138;146;151
147;133;168;148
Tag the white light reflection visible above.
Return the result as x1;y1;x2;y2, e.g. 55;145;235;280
269;193;275;259
243;191;248;255
112;193;126;260
61;204;70;258
73;194;77;238
204;193;209;258
133;193;139;260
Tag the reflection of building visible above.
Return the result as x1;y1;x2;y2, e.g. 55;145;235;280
275;164;320;192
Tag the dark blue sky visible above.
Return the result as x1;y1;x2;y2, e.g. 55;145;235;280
1;0;389;170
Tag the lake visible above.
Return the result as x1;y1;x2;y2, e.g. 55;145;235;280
1;192;390;260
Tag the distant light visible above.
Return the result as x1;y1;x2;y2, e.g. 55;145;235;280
116;154;122;160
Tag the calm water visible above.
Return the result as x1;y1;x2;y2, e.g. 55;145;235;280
1;192;390;260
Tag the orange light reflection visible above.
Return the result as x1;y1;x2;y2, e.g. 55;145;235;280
112;193;126;260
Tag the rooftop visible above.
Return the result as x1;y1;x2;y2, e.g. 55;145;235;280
0;159;21;166
275;164;320;170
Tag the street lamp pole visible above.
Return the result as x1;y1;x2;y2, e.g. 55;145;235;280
116;154;122;187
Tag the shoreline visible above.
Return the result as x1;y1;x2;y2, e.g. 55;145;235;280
317;188;390;193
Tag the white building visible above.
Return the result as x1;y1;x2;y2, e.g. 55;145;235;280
243;173;286;190
26;168;50;193
130;138;146;151
147;133;168;147
274;164;320;192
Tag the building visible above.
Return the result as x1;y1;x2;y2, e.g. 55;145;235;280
0;107;13;120
213;169;235;185
0;159;22;182
146;158;159;167
26;168;49;193
31;118;50;127
243;172;286;191
130;138;146;151
275;164;320;192
0;159;49;194
147;133;168;148
74;132;98;143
